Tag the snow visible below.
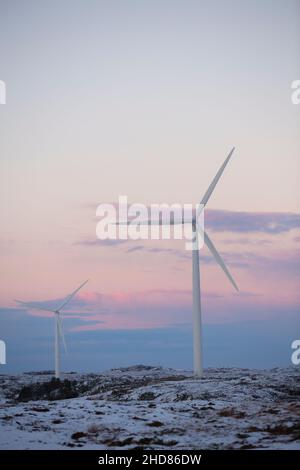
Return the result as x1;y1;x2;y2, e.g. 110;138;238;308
0;366;299;450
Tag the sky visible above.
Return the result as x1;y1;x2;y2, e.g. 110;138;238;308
0;0;299;373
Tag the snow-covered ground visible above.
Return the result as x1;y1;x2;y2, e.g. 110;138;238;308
0;366;299;450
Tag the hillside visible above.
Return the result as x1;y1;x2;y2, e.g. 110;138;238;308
0;366;299;449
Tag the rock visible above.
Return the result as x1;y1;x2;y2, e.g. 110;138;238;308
17;378;78;402
138;391;156;401
146;421;163;427
30;407;50;412
71;432;87;440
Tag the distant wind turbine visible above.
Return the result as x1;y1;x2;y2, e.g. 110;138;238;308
119;148;238;377
15;280;89;379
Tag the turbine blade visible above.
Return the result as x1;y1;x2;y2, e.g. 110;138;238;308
57;314;67;354
115;220;184;225
200;147;235;207
57;279;89;311
115;219;189;226
15;300;56;313
204;231;239;291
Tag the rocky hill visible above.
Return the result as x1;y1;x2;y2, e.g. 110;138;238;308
0;366;299;449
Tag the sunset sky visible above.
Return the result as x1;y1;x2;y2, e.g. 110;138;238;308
0;0;299;372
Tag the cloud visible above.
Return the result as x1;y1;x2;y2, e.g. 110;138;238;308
89;200;300;234
126;245;144;253
9;287;227;334
124;244;249;268
126;245;191;260
74;239;128;247
123;244;300;274
76;210;300;251
221;237;272;246
222;250;300;274
206;210;300;234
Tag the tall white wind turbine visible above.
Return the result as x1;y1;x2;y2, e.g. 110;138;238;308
15;280;89;379
190;148;239;377
120;148;238;377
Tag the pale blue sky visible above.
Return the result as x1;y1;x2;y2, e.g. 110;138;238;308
1;0;299;215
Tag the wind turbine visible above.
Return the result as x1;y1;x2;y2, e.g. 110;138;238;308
119;148;238;377
15;279;89;379
190;147;239;377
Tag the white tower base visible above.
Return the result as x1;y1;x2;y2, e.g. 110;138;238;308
55;315;60;379
192;240;203;378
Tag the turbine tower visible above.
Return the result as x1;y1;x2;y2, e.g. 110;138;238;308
15;279;89;379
